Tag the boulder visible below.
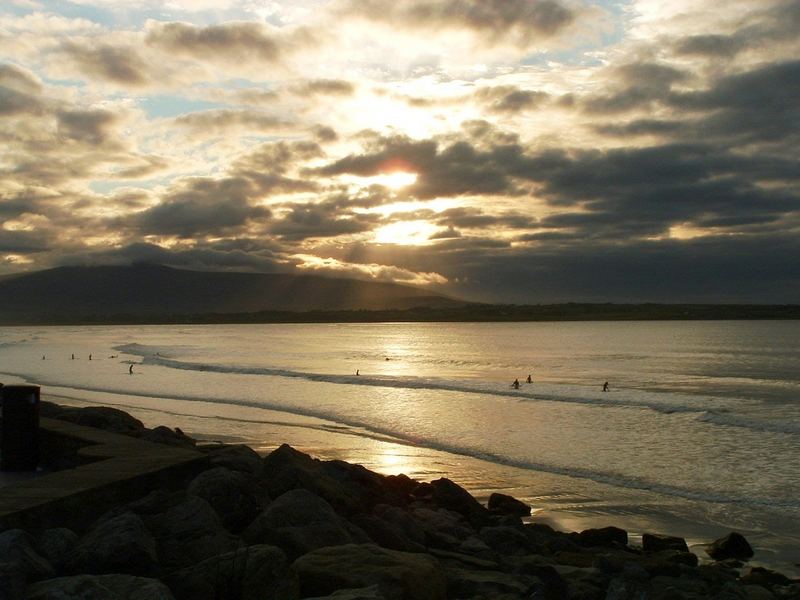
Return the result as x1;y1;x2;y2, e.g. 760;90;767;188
145;495;238;570
409;508;475;550
442;566;535;599
427;478;488;525
37;528;79;573
40;403;145;434
261;445;403;515
739;567;793;589
26;574;175;600
243;489;356;560
574;526;628;548
206;444;263;476
188;466;268;532
304;585;386;599
642;533;689;553
478;525;532;556
0;529;54;582
293;543;445;600
0;560;26;599
487;492;531;517
163;544;298;600
349;514;426;553
707;532;754;561
372;505;426;547
140;425;196;448
68;512;157;576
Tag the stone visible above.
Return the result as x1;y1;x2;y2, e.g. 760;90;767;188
372;505;426;547
261;445;408;515
0;529;54;582
68;512;157;576
0;560;26;599
26;574;175;600
140;425;196;448
349;514;426;553
442;566;535;599
145;495;238;570
409;508;475;550
487;492;531;517
293;543;446;600
743;585;777;600
206;444;263;476
642;533;690;553
427;478;488;526
40;403;145;434
188;466;268;532
304;585;386;599
163;544;298;600
740;567;793;589
478;525;532;556
243;489;355;560
37;528;79;573
574;526;628;548
707;532;755;561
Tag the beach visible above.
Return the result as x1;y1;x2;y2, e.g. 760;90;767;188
1;321;799;579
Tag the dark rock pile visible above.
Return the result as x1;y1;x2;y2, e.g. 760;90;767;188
3;408;799;599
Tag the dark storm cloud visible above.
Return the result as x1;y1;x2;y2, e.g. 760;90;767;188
474;86;549;113
0;230;49;254
135;177;270;238
435;207;537;229
674;34;746;57
583;62;688;114
61;41;150;86
145;21;315;65
268;202;377;241
341;0;577;46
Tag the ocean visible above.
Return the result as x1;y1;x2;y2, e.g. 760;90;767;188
1;321;798;574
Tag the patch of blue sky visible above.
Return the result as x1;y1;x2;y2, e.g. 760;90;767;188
138;95;229;119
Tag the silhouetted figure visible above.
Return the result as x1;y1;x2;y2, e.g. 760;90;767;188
42;355;45;360
526;374;532;383
512;378;520;389
356;369;360;376
129;364;133;374
71;353;75;360
89;354;92;361
603;381;609;392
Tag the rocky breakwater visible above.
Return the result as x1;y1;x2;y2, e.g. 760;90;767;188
1;405;799;599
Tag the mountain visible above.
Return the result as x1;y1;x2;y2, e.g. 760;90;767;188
0;264;464;323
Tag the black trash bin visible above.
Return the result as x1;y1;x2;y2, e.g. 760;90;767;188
1;385;41;471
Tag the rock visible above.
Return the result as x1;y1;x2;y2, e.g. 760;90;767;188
487;492;531;517
509;562;570;600
427;478;488;526
743;585;777;600
293;543;446;600
349;514;426;553
206;444;263;476
409;508;475;550
707;532;755;561
188;466;268;532
145;495;238;570
574;526;628;548
163;544;298;600
140;425;196;448
642;549;699;576
304;585;386;599
442;566;535;599
243;489;356;560
0;560;26;599
37;528;79;573
642;533;689;553
40;403;145;434
740;567;793;589
261;445;404;514
26;574;175;600
372;505;426;547
478;525;532;556
0;529;54;581
68;512;158;576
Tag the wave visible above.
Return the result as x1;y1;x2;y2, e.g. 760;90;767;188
697;411;800;435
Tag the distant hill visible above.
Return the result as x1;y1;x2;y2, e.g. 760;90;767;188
0;264;464;323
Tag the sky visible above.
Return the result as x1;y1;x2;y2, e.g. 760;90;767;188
1;0;798;304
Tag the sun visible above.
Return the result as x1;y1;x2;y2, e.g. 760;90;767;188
374;220;438;245
372;171;418;189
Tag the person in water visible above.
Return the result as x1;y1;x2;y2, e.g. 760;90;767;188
129;364;133;374
603;381;609;392
512;378;520;389
526;374;532;383
356;369;360;376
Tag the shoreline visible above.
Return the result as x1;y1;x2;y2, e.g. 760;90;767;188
41;391;800;580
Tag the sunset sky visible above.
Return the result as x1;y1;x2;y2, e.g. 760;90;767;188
1;0;798;303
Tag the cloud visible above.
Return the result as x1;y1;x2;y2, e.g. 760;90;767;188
474;86;549;113
173;109;295;137
338;0;579;49
60;41;151;86
56;109;120;145
290;79;355;96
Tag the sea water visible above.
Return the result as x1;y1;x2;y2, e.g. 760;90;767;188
1;321;798;574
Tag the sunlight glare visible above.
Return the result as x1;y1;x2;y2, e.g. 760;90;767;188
374;220;438;245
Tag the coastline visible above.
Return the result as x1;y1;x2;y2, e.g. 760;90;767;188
3;395;798;599
42;391;800;580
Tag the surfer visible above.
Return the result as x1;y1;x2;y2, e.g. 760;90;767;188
129;364;133;375
526;374;532;383
356;369;360;376
89;354;92;361
71;353;74;360
603;381;609;392
512;378;520;389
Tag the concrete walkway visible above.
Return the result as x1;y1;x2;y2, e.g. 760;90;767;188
0;417;208;532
